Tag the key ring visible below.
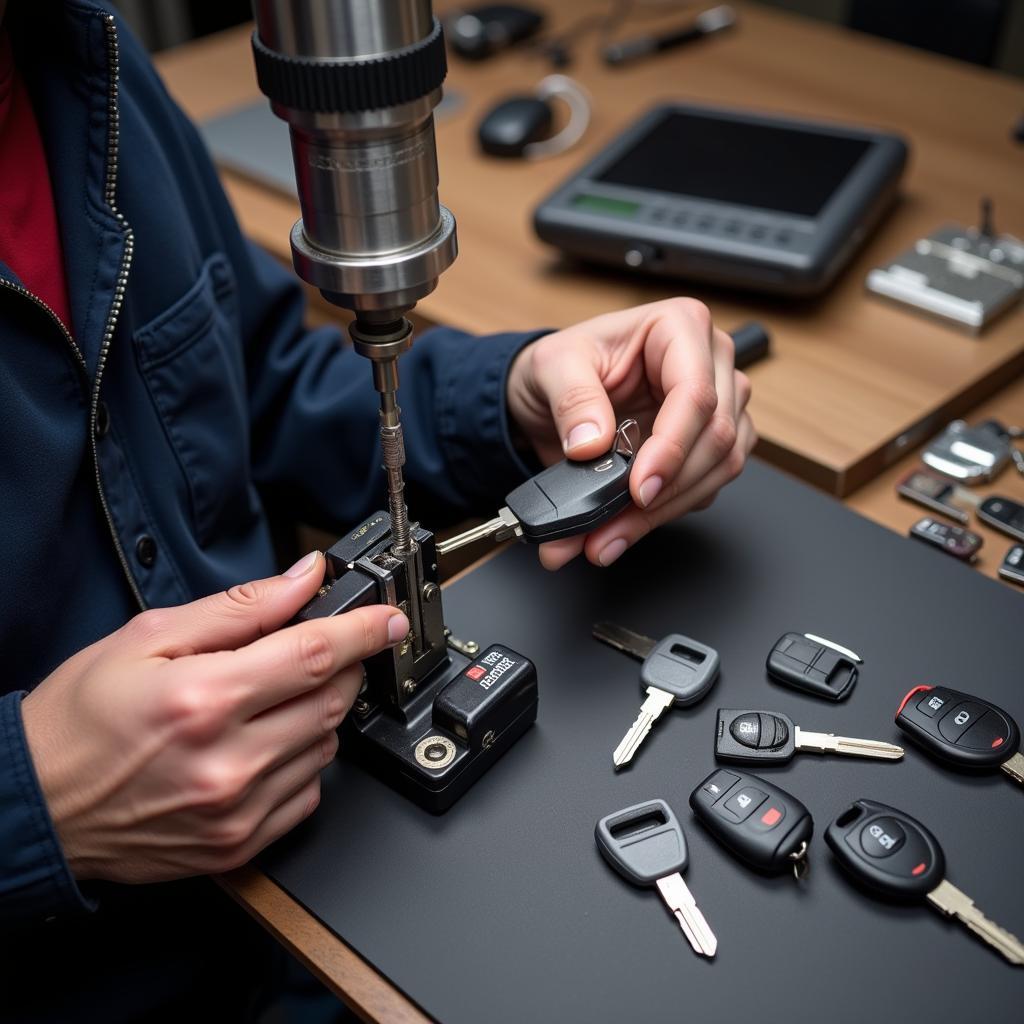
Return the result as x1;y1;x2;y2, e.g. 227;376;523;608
614;418;641;460
789;841;810;881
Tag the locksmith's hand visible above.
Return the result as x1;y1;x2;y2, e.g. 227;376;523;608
506;298;755;569
20;552;408;883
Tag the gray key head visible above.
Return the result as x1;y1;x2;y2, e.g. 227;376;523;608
641;634;720;706
595;799;688;886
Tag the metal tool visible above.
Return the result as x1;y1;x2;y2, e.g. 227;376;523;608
251;1;535;810
715;709;904;765
826;799;1024;966
595;798;717;957
689;768;813;879
435;420;639;556
593;623;720;769
766;632;862;701
895;685;1024;786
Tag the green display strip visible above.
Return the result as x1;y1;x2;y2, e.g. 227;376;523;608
572;193;641;218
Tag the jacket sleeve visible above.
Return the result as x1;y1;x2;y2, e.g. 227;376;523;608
0;692;93;928
150;66;543;531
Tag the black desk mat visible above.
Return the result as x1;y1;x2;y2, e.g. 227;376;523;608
261;460;1024;1022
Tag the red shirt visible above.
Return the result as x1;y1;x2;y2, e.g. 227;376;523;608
0;30;72;332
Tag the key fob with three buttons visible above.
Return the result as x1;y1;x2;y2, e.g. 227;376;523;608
689;769;813;875
767;632;861;701
895;685;1024;783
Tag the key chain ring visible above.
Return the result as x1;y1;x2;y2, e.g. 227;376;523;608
522;75;592;161
789;841;810;881
614;418;641;460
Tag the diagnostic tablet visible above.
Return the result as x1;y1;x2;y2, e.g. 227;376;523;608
534;103;907;295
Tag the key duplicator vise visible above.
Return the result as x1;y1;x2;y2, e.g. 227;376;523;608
251;0;537;811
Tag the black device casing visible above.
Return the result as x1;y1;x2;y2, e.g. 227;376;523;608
766;633;858;701
533;103;907;296
689;768;813;874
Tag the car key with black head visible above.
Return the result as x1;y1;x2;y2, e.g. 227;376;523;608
435;420;639;555
593;623;720;768
595;798;717;957
895;685;1024;785
715;709;903;765
826;799;1024;965
767;632;862;701
689;769;813;878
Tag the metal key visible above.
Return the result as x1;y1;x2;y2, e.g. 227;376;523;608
715;708;904;765
435;420;639;556
595;798;717;957
826;798;1024;966
594;622;720;769
895;685;1024;785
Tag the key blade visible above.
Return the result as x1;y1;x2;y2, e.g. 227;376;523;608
435;509;520;556
612;689;674;768
803;633;863;663
656;875;717;957
592;622;657;661
794;727;904;760
1001;751;1024;785
928;879;1024;966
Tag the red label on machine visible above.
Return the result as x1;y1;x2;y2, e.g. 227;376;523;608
465;666;486;681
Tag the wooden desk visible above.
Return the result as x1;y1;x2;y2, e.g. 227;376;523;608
154;0;1024;496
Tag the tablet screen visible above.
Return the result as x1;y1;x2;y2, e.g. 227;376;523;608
596;110;872;218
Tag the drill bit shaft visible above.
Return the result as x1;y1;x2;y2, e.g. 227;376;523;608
378;384;412;555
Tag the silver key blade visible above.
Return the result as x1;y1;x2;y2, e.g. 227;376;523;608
655;874;718;957
1001;751;1024;785
436;507;520;556
927;879;1024;965
612;688;674;768
592;622;658;661
794;727;904;760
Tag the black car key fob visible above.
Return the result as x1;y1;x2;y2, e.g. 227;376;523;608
909;516;983;562
895;685;1022;771
825;799;944;898
999;543;1024;585
689;768;813;876
716;709;798;763
505;429;635;543
766;632;861;701
977;496;1024;542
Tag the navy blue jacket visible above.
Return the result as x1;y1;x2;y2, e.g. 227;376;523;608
0;3;536;1018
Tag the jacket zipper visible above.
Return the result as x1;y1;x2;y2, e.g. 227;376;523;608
93;13;144;608
0;14;144;609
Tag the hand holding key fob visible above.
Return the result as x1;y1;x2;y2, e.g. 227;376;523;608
689;768;813;877
895;685;1024;785
766;632;861;701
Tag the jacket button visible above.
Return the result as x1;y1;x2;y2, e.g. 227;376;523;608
95;402;111;439
135;535;157;568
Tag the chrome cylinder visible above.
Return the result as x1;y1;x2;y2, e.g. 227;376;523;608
252;0;457;316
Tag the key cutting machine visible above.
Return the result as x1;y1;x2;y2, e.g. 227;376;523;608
250;0;538;811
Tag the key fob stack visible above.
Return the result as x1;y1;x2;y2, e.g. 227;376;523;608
895;685;1021;770
825;799;944;898
767;632;860;701
689;768;813;875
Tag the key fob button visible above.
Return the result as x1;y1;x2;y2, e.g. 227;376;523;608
859;816;906;858
956;711;1010;751
937;701;988;742
753;803;786;830
730;714;761;747
702;769;740;800
723;786;767;822
916;691;948;718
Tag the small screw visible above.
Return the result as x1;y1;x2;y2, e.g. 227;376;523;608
402;677;416;695
354;699;370;716
482;729;496;749
422;583;439;603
